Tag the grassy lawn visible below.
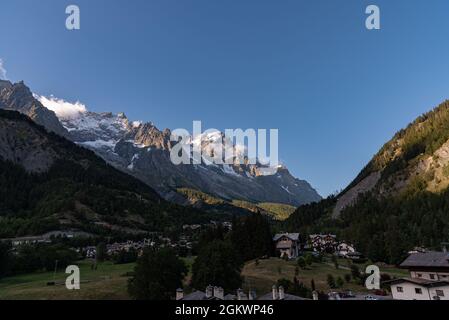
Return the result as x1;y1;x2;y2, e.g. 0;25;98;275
0;260;136;300
0;255;408;300
241;257;408;296
0;256;196;300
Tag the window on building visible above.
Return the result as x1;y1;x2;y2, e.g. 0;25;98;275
430;274;435;280
436;290;445;297
396;287;403;293
415;288;423;294
417;273;422;278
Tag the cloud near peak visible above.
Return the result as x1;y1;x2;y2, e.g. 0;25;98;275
0;59;7;80
35;94;88;120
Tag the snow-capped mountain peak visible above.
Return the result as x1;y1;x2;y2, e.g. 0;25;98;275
33;92;321;206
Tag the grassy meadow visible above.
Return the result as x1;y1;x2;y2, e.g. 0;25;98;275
0;255;406;299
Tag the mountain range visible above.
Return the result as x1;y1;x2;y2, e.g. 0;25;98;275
3;78;449;262
0;108;214;238
0;80;321;214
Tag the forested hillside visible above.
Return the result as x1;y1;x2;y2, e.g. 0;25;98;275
0;110;213;238
286;100;449;264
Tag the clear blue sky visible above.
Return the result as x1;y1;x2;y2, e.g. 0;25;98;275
2;0;449;196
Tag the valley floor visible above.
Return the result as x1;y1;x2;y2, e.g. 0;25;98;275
0;256;407;300
242;257;408;295
0;261;135;300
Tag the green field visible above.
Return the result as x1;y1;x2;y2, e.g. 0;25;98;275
0;260;135;300
241;257;409;296
0;256;407;300
0;256;196;300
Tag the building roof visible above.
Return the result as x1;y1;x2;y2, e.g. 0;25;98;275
182;291;207;300
258;293;309;300
309;234;336;239
386;278;449;288
183;288;238;300
400;252;449;268
273;233;300;242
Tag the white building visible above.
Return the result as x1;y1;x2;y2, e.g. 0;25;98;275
389;278;449;300
335;242;356;257
388;251;449;300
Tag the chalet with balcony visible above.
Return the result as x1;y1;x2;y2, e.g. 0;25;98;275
273;233;300;259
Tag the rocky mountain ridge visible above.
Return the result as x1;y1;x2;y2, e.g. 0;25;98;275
1;80;321;207
332;99;449;217
0;80;67;137
0;109;213;238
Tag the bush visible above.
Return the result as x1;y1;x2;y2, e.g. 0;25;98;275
350;264;361;279
277;277;312;299
297;257;306;269
304;253;313;267
327;274;336;289
336;276;344;288
113;248;138;264
344;273;352;283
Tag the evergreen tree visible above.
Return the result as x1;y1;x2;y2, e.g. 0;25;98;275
327;274;336;289
336;277;344;288
191;240;242;292
297;256;306;270
0;241;12;278
311;279;316;291
230;213;272;263
128;248;187;300
96;242;107;262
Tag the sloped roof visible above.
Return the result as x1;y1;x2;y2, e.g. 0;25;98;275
183;290;236;300
273;233;300;242
258;293;309;300
386;278;449;288
400;252;449;268
182;290;206;300
309;234;336;239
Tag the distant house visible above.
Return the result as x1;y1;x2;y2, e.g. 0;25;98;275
309;234;337;253
1;230;92;247
407;247;429;254
178;286;230;300
388;251;449;300
335;242;364;261
273;233;301;259
1;236;51;247
177;286;255;301
335;242;356;257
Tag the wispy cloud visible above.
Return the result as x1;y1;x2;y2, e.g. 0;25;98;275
34;94;88;120
0;59;7;80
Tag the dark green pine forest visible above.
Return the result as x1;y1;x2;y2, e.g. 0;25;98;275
0;110;214;238
4;96;449;267
286;100;449;265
